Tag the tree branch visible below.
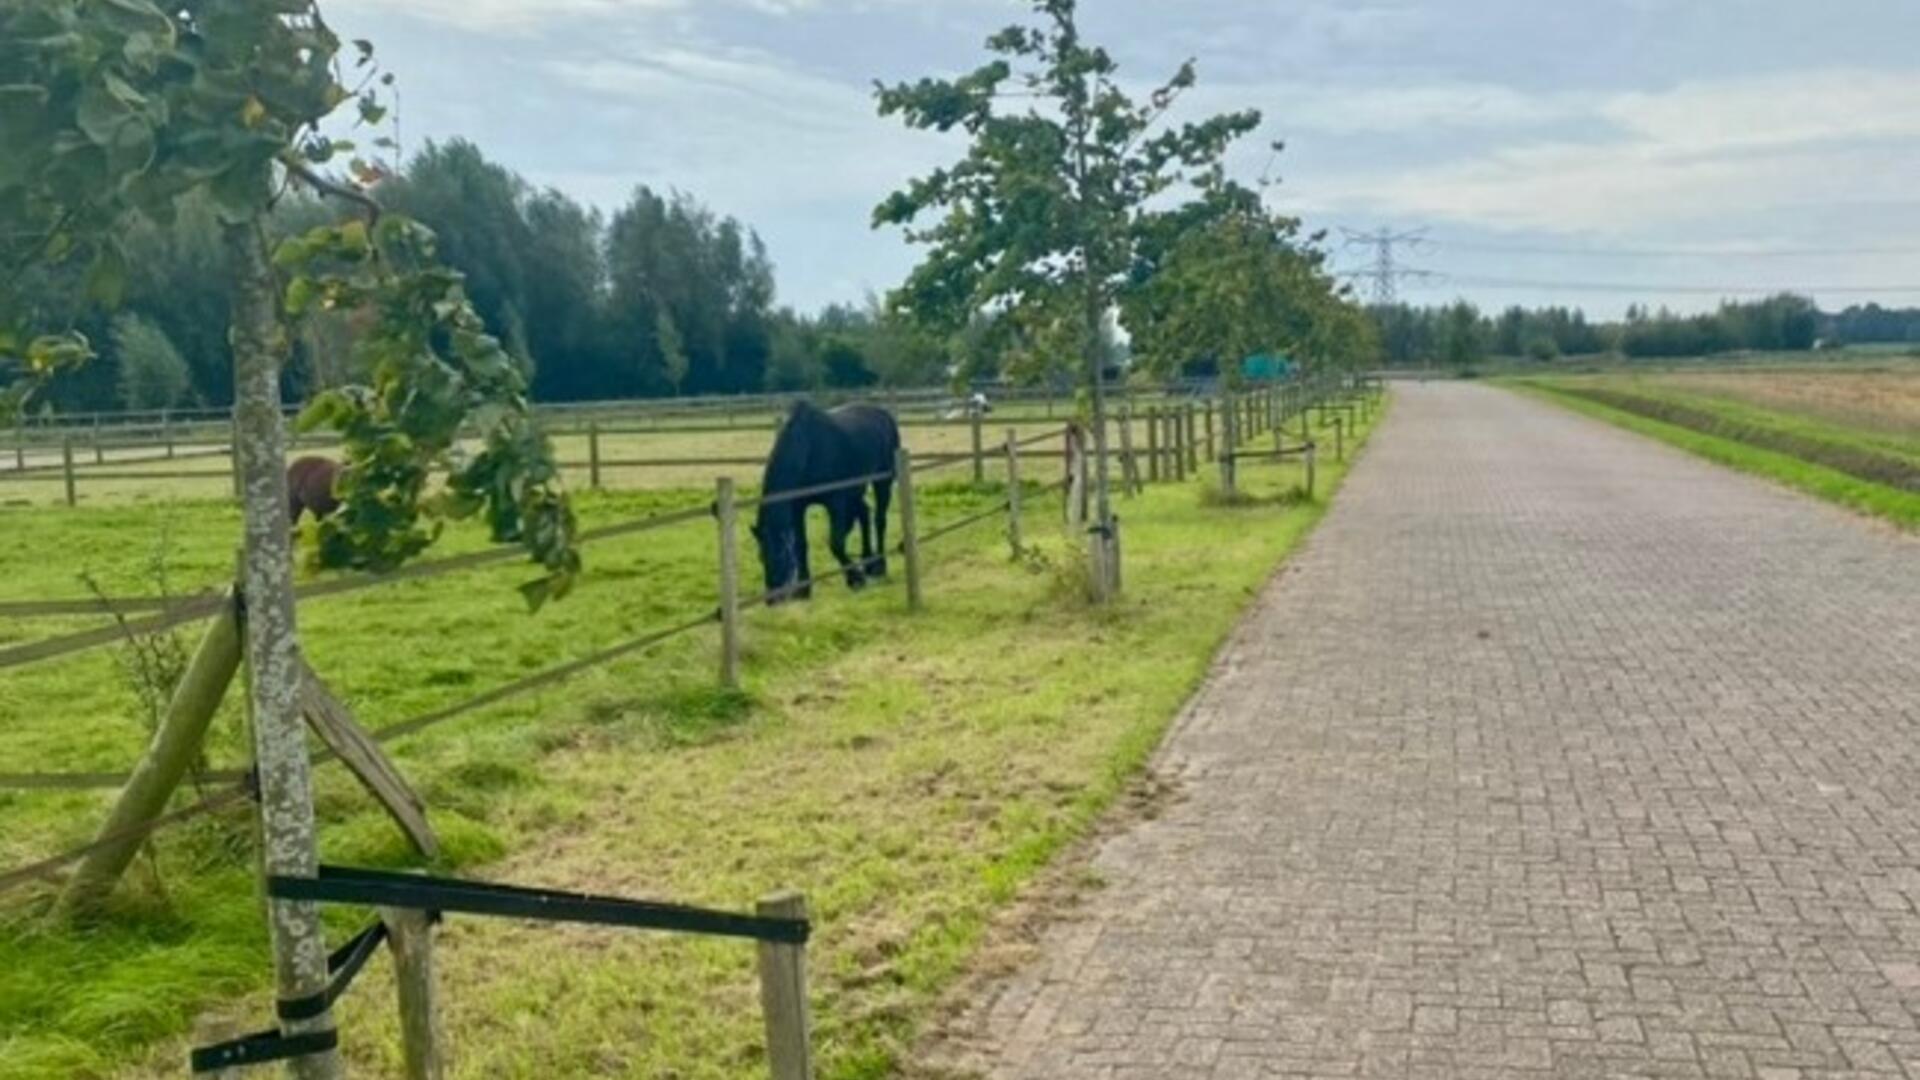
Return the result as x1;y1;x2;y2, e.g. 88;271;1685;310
282;158;382;223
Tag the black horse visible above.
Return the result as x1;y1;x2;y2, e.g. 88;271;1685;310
752;401;900;603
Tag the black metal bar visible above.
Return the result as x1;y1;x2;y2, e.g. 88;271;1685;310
270;865;810;944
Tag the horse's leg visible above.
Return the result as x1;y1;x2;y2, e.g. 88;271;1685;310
794;504;814;600
828;498;865;590
854;497;874;573
871;479;892;579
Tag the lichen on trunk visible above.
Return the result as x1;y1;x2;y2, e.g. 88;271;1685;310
225;217;345;1080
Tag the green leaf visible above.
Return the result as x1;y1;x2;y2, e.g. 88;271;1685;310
85;246;128;308
285;275;317;316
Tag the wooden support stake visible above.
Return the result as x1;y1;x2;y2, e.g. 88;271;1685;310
969;407;984;484
61;436;76;506
895;448;923;613
1203;401;1215;461
59;590;242;916
588;421;603;491
298;660;440;860
162;411;174;459
1005;430;1023;557
716;477;742;690
93;414;104;464
382;906;447;1080
1304;442;1317;501
756;892;815;1080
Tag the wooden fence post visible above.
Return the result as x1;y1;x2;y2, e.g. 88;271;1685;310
162;410;174;459
969;407;984;484
58;590;242;915
61;435;76;506
756;892;814;1080
1219;397;1238;498
92;414;104;464
1203;401;1215;461
1334;415;1345;462
1175;401;1190;472
895;447;923;613
589;421;603;491
1004;430;1023;557
1116;408;1140;495
12;421;22;470
1146;407;1161;483
382;906;446;1080
1304;442;1317;501
716;477;742;691
1170;408;1186;481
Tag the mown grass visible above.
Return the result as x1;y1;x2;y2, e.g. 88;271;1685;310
1511;377;1920;530
0;401;1380;1080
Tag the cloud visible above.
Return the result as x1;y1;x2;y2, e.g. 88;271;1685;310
1195;80;1583;135
335;0;684;33
545;44;955;207
1297;68;1920;231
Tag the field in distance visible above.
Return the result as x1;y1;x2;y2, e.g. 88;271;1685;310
1511;359;1920;528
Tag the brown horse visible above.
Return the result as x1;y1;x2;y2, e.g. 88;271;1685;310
286;455;341;525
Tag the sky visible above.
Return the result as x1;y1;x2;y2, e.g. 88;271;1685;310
324;0;1920;318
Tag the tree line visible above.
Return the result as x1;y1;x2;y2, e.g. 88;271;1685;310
9;0;1375;424
12;138;957;414
1372;294;1920;368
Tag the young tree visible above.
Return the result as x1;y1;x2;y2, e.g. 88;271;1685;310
1125;199;1358;385
1440;300;1488;369
2;6;578;1074
875;0;1260;598
112;312;195;409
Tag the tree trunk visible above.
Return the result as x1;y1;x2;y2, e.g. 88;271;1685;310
225;218;345;1080
1084;283;1118;601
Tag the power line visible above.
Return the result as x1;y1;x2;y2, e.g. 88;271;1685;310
1339;227;1437;305
1419;275;1920;296
1439;239;1920;259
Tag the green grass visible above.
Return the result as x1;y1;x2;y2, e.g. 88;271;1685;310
1511;379;1920;530
0;401;1381;1080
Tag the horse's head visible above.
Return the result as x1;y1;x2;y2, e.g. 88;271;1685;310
750;507;802;605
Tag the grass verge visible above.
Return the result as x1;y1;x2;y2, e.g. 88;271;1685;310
1511;380;1920;530
1;402;1382;1080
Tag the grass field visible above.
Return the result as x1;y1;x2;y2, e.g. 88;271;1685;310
1510;364;1920;529
0;398;1379;1080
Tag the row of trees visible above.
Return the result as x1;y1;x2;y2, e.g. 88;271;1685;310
15;22;1375;417
10;138;967;413
1366;293;1903;367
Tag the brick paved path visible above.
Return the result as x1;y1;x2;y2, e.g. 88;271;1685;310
954;383;1920;1079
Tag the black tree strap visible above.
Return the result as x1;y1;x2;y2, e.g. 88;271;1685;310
190;1029;339;1074
189;917;396;1072
270;864;810;945
278;918;392;1021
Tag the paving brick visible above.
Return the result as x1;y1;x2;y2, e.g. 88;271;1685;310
940;384;1920;1078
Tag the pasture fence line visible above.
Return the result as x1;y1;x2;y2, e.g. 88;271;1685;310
0;378;1376;1075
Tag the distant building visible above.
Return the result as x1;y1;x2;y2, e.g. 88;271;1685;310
1241;353;1293;382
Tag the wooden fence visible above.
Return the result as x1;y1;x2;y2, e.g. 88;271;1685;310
0;374;1376;1077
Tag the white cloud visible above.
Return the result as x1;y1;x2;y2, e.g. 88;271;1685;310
1195;80;1582;135
541;44;957;213
338;0;684;33
1298;68;1920;231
